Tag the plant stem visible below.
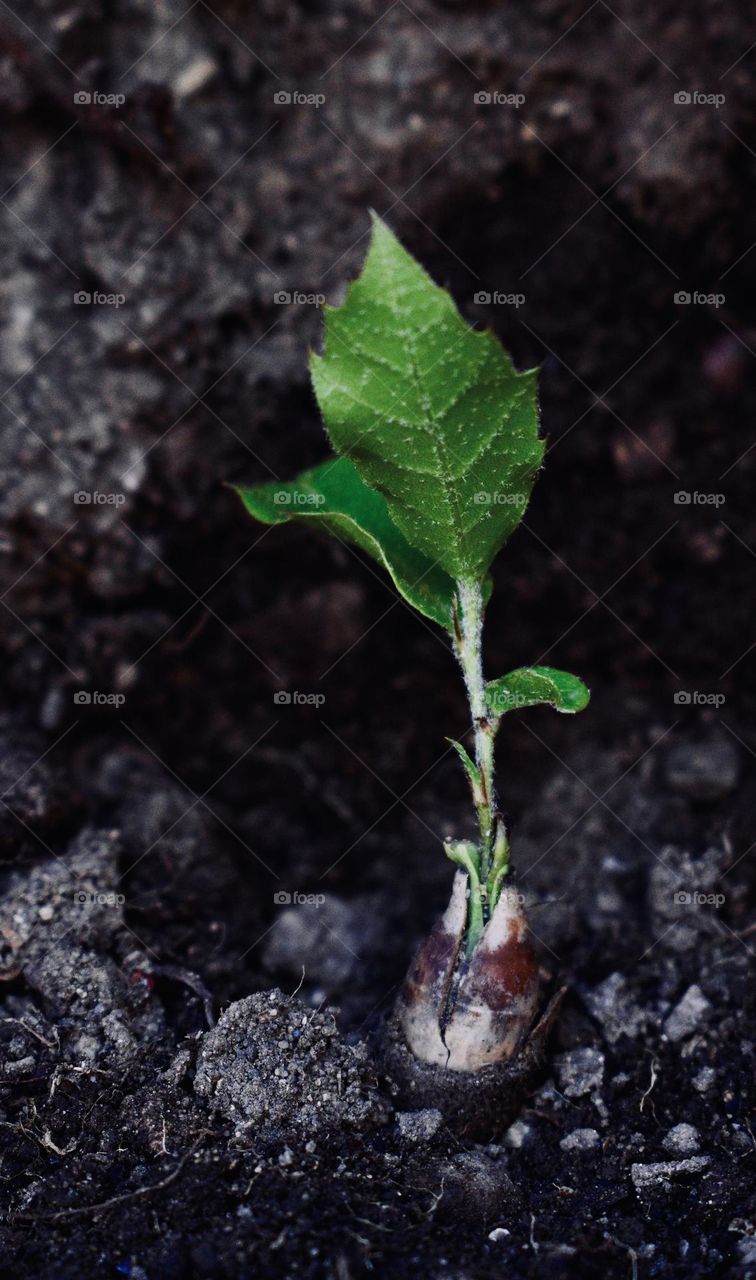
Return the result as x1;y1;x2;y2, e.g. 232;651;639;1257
454;578;497;890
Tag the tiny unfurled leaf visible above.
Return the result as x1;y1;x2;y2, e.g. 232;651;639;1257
485;666;590;718
236;455;457;629
486;819;511;913
446;737;482;800
444;839;485;953
310;214;543;581
444;838;481;878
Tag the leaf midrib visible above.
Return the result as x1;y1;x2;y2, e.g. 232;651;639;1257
328;289;530;495
385;276;472;577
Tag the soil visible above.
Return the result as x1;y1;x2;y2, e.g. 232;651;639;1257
0;1;755;1277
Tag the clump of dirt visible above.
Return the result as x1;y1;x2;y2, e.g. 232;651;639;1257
194;989;390;1137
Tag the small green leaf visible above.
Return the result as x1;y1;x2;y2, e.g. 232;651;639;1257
486;820;511;913
444;839;484;953
485;666;590;717
446;737;482;799
236;455;458;630
310;214;543;581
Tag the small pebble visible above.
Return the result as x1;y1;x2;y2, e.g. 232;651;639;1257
554;1047;605;1098
665;985;711;1042
693;1066;716;1092
173;56;218;99
503;1119;531;1148
631;1156;710;1192
582;972;649;1044
663;1123;700;1155
396;1108;443;1143
488;1227;511;1243
560;1128;601;1152
738;1238;756;1266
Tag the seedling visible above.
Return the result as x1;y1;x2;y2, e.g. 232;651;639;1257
237;216;589;1088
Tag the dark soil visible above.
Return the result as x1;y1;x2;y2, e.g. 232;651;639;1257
0;2;755;1277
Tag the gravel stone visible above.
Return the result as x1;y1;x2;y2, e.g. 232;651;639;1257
554;1046;605;1098
396;1108;443;1143
582;972;650;1045
560;1128;601;1152
665;985;711;1042
663;1123;700;1154
631;1156;710;1193
503;1119;531;1149
693;1066;716;1092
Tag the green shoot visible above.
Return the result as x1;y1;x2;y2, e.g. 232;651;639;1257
237;215;589;954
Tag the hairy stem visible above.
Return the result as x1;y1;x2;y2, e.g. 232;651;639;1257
454;578;500;934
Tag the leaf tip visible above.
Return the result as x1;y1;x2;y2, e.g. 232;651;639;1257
368;208;391;235
367;209;401;251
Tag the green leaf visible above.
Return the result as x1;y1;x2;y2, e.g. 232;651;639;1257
486;666;590;718
446;737;482;799
235;455;458;630
310;213;543;581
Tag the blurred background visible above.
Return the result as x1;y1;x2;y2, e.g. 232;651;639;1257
0;0;754;1010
